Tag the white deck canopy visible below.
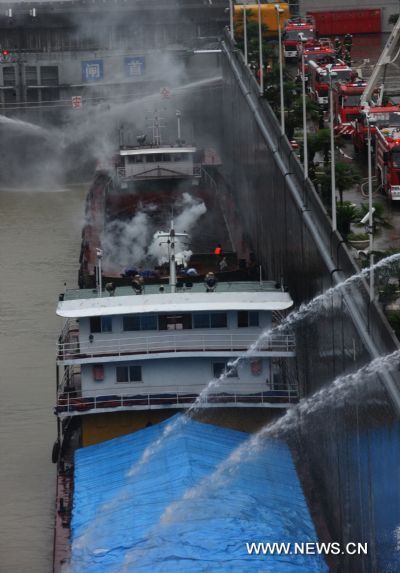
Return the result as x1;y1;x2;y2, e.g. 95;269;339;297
57;290;293;318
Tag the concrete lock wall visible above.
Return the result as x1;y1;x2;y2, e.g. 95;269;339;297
214;36;400;572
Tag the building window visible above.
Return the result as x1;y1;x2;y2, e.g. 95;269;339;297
237;311;259;328
25;66;38;86
193;312;227;329
41;87;60;102
123;314;157;331
116;365;142;383
26;89;39;103
212;362;238;379
3;66;15;86
158;314;192;330
40;65;59;86
90;316;113;333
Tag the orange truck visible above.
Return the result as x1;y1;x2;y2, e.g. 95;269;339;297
234;3;290;38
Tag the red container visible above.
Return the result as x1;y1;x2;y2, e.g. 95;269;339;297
307;9;381;36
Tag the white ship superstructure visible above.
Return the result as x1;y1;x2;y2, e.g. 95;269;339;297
56;279;296;416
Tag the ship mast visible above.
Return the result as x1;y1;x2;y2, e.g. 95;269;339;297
157;221;188;293
149;112;165;146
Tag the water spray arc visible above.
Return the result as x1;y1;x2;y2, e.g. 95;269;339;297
128;253;400;478
118;349;400;572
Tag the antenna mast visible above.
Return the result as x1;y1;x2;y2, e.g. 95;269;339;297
157;222;188;293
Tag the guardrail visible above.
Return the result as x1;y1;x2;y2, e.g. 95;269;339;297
57;332;296;361
55;387;299;415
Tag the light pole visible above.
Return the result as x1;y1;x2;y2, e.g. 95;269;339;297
258;0;264;95
327;64;338;232
243;4;248;66
275;4;285;134
229;0;234;41
299;33;308;179
96;248;103;297
366;114;376;302
176;109;181;142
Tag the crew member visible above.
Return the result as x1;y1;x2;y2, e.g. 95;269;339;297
343;33;353;53
214;244;222;256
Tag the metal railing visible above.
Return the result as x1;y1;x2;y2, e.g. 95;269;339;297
56;386;299;415
57;331;296;361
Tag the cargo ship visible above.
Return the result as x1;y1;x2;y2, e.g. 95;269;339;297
52;114;328;572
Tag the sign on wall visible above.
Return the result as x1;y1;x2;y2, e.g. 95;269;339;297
124;56;145;78
82;60;104;82
71;95;82;109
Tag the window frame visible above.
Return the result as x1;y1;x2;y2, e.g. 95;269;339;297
90;315;113;333
237;311;259;328
116;364;143;383
212;361;238;379
123;314;158;332
193;312;227;329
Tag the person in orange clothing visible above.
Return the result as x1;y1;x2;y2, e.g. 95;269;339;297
214;244;222;256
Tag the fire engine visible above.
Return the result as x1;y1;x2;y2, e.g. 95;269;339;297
283;16;315;59
352;106;400;153
333;81;367;136
308;61;353;107
375;126;400;200
297;41;336;76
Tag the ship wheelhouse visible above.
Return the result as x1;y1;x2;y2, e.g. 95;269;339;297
56;281;297;417
117;146;200;184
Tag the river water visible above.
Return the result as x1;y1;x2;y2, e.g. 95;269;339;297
0;185;86;573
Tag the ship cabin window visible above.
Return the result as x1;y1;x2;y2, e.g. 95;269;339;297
90;316;113;333
127;155;143;163
159;314;192;330
193;312;227;329
116;365;142;383
213;362;238;379
237;311;259;328
123;314;158;331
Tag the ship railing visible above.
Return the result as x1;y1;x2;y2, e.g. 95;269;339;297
117;166;126;178
57;332;296;361
56;384;299;415
58;319;79;348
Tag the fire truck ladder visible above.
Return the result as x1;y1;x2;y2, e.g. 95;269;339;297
361;15;400;107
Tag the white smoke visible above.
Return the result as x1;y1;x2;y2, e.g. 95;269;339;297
101;210;151;272
147;192;207;264
175;192;207;232
101;192;206;270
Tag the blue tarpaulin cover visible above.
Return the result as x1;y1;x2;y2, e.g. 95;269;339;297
70;415;328;573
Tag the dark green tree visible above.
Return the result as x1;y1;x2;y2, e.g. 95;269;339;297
316;161;361;205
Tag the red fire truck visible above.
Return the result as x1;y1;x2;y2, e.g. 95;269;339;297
297;42;336;77
333;80;367;136
352;106;400;153
375;126;400;200
283;16;315;59
308;61;353;107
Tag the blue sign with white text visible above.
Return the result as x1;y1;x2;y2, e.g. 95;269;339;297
124;56;145;78
82;60;104;82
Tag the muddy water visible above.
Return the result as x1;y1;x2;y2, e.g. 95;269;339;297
0;185;86;572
